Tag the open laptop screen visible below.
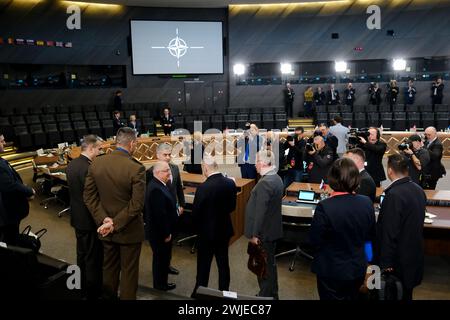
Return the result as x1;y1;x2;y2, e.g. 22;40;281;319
298;190;315;201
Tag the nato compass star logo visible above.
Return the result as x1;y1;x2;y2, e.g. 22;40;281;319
151;28;204;68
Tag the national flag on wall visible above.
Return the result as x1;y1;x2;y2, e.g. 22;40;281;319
26;39;35;45
15;38;25;45
64;42;72;48
7;38;14;44
46;41;55;47
0;38;3;45
36;40;45;46
55;41;63;47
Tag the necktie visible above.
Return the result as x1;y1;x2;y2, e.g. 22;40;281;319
332;90;335;100
244;140;249;162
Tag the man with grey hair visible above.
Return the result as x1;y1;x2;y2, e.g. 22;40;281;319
144;161;179;291
146;142;185;275
66;134;103;300
191;156;237;296
245;150;284;299
84;127;145;300
423;126;446;189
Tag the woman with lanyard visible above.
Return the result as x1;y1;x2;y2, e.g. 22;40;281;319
309;158;376;300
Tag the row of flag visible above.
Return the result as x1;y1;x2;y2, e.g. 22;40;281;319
0;37;72;48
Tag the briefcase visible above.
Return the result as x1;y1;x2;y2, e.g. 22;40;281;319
247;242;268;279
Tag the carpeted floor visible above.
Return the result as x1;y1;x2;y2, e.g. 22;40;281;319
16;160;450;300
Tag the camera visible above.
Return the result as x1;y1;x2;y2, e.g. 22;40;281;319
305;137;315;152
398;140;413;151
348;128;369;146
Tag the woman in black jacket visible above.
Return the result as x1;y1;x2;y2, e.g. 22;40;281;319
310;158;376;300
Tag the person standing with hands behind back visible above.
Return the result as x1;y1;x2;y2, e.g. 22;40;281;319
84;127;145;300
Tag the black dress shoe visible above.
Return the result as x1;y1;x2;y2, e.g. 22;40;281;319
168;266;179;275
154;283;176;291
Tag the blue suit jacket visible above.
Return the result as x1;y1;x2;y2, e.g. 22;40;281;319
0;158;34;227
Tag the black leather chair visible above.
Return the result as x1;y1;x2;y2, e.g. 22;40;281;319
316;113;328;125
379;105;391;112
56;114;70;123
11;116;26;126
227;108;239;115
224;114;236;129
56;105;70;114
87;120;103;137
138;110;150;119
84;111;98;121
101;120;114;138
393;105;404;112
262;113;274;130
339;105;352;113
14;126;33;149
393;112;406;131
367;113;380;127
95;104;108;112
276;214;313;272
45;123;61;148
82;104;96;112
421;112;435;129
275;113;287;129
419;105;432;113
315;105;327;113
41;114;56;124
0;117;13;139
435;104;449;112
353;105;365;113
406;105;418;112
407;112;421;129
97;111;110;120
70;113;84;122
198;115;211;130
436;112;449;131
42;105;56;114
59;122;75;143
354;113;367;129
380;112;393;130
143;118;155;135
73;121;89;142
69;105;83;113
26;115;41;125
211;114;223;130
327;105;339;113
30;124;47;147
237;114;249;129
342;113;353;127
365;105;378;113
249;113;262;128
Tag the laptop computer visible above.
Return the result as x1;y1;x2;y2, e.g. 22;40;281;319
295;190;319;205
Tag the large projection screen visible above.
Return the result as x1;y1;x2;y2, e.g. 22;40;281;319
130;20;224;75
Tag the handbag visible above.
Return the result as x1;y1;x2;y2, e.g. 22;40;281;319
17;225;47;253
247;241;268;279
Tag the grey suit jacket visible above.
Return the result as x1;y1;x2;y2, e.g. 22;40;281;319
244;170;284;242
329;123;349;155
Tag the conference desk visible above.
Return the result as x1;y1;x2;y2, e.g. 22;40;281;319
283;182;450;256
179;172;255;245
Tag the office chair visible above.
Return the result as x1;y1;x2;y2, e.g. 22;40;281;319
276;214;313;272
175;206;197;254
40;182;70;217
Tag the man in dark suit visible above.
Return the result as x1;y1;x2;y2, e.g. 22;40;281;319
191;156;237;296
160;108;175;136
344;148;376;203
245;150;284;299
423;126;446;190
431;78;444;107
326;84;340;105
128;114;141;137
144;161;179;291
113;90;123;111
237;123;261;179
0;133;35;245
359;127;387;187
344;82;356;107
374;154;426;300
146;142;185;275
112;111;125;135
319;124;339;160
284;82;295;118
305;135;334;184
84;127;145;300
66;135;103;300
